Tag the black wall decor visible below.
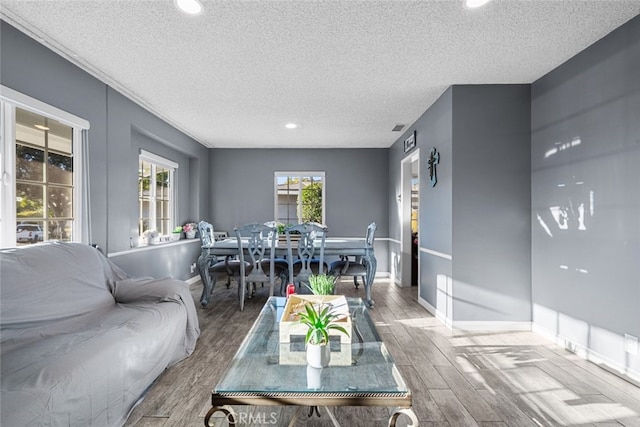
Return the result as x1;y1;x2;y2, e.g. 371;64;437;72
403;131;416;153
427;147;440;187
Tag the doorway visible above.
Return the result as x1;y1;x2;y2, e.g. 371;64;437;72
400;150;419;287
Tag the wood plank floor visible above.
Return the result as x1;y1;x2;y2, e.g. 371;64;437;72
124;279;640;427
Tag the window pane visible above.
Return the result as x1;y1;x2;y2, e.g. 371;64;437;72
139;199;151;235
48;124;72;154
156;167;170;197
275;173;324;225
138;160;151;236
48;219;72;241
301;178;322;223
48;152;73;185
139;161;151;197
16;144;44;182
16;183;44;218
5;104;80;247
138;156;174;238
158;219;170;235
16;108;46;148
48;185;73;218
16;221;43;245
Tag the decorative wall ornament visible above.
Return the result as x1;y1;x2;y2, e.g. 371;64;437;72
427;147;440;187
403;131;416;153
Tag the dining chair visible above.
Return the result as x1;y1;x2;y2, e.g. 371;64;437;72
233;223;287;311
286;222;329;290
262;221;290;295
329;222;376;290
197;221;247;307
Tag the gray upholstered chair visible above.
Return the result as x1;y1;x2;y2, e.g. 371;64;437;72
197;221;247;308
286;222;329;291
233;223;288;310
329;222;376;289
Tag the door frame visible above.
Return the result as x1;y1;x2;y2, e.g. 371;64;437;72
400;149;419;288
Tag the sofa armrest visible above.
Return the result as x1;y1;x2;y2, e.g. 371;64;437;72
112;277;188;304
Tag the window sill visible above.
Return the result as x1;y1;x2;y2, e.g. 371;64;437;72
108;238;200;258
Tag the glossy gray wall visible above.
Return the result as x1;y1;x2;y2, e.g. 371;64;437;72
209;148;390;272
0;21;208;280
531;15;640;378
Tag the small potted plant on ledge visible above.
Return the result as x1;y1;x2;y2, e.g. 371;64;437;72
298;303;349;368
171;226;182;241
182;223;197;239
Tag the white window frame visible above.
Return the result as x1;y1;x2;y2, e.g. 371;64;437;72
138;149;178;238
274;171;326;225
0;85;89;247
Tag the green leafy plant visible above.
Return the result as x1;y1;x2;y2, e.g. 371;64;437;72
306;274;336;295
298;303;349;345
301;181;323;223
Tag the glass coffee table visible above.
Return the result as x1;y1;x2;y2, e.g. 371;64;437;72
204;296;418;426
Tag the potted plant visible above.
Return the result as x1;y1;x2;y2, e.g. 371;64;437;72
171;226;182;241
298;302;349;368
306;274;336;295
182;223;197;239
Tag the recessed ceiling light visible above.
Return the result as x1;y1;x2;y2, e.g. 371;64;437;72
175;0;203;15
464;0;491;9
285;123;298;130
34;125;50;131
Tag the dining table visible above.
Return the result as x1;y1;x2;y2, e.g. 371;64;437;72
197;237;377;309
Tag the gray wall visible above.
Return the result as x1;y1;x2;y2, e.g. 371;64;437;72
209;148;390;272
452;85;531;323
1;20;109;248
1;20;208;280
531;15;640;377
389;85;531;324
388;89;454;304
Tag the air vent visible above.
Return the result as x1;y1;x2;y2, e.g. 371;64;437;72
392;124;406;132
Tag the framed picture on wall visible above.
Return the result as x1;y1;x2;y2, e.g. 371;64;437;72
404;131;416;153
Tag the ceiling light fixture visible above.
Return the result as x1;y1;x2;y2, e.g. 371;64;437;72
284;123;298;130
175;0;203;15
464;0;491;9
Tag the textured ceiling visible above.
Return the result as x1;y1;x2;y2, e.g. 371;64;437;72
2;1;639;149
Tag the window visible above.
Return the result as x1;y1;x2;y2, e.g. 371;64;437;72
274;172;325;225
1;86;89;247
138;150;177;237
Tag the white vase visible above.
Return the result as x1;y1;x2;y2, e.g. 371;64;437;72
307;343;331;368
306;365;323;389
186;230;196;239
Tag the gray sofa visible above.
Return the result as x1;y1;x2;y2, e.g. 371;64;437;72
0;242;200;426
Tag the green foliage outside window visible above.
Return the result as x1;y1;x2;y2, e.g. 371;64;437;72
301;182;322;223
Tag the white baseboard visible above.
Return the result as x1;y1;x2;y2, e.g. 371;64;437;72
532;323;640;385
453;321;532;331
186;275;201;286
418;296;452;328
414;295;640;385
